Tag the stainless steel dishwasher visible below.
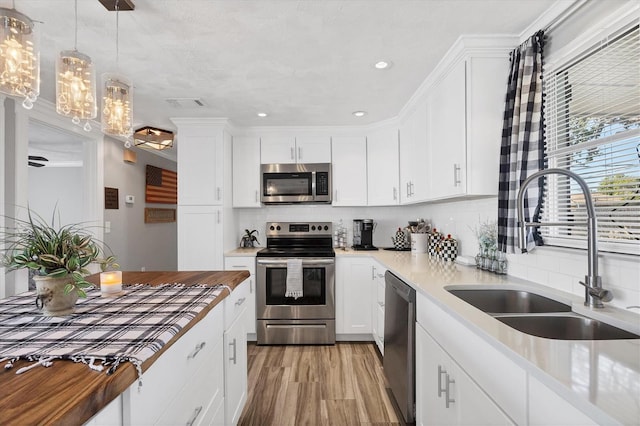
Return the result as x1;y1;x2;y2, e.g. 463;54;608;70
383;270;416;424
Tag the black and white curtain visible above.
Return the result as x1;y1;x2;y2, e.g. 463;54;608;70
497;31;545;254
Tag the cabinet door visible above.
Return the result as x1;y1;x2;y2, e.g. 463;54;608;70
528;376;598;426
178;205;222;270
367;126;400;206
260;136;296;164
178;135;223;205
428;60;467;199
331;136;367;206
416;324;457;426
295;135;332;163
399;101;429;204
232;136;261;207
224;301;248;426
224;257;256;335
336;257;373;335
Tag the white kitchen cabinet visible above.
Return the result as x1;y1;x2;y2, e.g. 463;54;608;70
528;376;599;426
331;136;367;206
371;261;386;355
427;50;509;200
178;205;223;270
260;135;331;164
232;136;261;208
399;100;430;204
224;256;257;337
223;279;250;426
122;303;225;426
416;323;514;426
84;395;122;426
367;126;400;206
176;133;224;206
335;257;373;337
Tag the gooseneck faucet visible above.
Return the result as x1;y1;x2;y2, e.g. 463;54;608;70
517;168;612;308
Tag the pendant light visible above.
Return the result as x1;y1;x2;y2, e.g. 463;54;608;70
0;1;39;109
101;0;133;139
56;0;96;131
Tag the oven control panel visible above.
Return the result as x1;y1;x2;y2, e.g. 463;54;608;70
266;221;333;236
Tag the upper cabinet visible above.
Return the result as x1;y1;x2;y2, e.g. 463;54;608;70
427;39;512;200
232;136;261;208
399;101;430;204
367;126;400;206
260;135;331;164
331;136;367;206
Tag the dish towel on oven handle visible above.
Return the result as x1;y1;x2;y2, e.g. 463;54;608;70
285;258;303;299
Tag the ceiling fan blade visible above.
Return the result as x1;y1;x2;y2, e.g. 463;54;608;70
28;155;49;162
28;161;46;168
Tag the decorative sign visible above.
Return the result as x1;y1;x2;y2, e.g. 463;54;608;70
146;165;177;204
105;187;119;209
144;208;176;223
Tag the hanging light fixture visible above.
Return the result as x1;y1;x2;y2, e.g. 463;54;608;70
0;2;40;109
101;0;133;139
56;0;96;131
133;126;174;150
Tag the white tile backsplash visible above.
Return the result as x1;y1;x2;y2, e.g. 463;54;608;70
235;196;640;311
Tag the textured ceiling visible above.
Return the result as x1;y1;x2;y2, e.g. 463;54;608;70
11;0;556;134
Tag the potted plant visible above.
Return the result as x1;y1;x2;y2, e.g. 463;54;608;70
1;210;118;315
240;229;260;248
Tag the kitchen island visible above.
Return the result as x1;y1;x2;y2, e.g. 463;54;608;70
0;270;249;426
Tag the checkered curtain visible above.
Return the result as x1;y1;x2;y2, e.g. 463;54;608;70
497;31;545;254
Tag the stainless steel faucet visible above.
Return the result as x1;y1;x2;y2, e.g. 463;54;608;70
517;168;612;308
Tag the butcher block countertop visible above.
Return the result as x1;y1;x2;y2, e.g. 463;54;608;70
0;270;249;426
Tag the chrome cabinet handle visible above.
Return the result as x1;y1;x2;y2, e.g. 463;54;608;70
255;190;259;202
235;297;246;306
406;182;410;197
290;147;295;160
217;187;221;200
186;406;203;426
378;301;384;308
334;189;338;201
298;146;302;160
445;374;455;408
371;266;376;280
250;278;253;294
453;164;461;187
187;342;206;359
216;210;221;224
437;365;447;397
393;187;397;200
229;338;237;364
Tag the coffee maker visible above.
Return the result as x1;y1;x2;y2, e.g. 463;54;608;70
352;219;378;250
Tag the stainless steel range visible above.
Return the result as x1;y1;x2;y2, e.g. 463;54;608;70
256;222;335;345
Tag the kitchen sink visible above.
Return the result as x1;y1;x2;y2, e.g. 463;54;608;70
448;289;571;314
495;315;640;340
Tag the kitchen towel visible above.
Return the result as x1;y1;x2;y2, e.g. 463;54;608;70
285;258;303;299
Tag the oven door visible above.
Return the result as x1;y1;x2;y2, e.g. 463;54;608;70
256;258;335;320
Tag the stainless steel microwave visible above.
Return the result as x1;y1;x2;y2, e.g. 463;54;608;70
261;163;332;204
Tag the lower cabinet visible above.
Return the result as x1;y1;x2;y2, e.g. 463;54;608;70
371;261;386;355
223;279;249;425
224;256;257;337
416;323;514;426
122;302;225;425
336;257;373;336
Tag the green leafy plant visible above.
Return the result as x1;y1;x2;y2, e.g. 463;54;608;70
240;229;260;248
1;209;118;297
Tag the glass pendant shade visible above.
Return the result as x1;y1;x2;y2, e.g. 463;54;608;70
101;73;133;137
0;7;40;109
134;126;174;150
56;50;97;126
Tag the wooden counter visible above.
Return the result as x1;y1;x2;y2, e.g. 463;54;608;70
0;270;249;426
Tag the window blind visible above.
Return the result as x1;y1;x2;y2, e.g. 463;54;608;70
542;23;640;254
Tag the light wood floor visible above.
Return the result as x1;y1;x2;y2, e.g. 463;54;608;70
238;342;402;426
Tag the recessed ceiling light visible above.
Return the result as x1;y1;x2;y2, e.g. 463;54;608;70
374;61;392;70
352;111;367;117
257;112;268;117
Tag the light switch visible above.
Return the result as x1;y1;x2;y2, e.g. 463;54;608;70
105;221;111;234
125;195;135;204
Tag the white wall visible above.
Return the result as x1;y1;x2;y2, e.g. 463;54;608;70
28;167;84;226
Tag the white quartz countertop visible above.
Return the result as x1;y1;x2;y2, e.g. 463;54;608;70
224;246;640;424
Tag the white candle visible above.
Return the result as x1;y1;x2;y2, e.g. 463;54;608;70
100;271;122;295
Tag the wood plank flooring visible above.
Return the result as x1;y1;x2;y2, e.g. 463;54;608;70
239;342;402;426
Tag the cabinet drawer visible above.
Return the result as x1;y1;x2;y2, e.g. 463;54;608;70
224;279;250;330
157;338;224;426
224;257;256;276
124;305;224;425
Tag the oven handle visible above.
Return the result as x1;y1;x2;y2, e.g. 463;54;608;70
257;258;335;266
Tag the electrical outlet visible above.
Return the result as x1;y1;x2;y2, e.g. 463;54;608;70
141;266;146;272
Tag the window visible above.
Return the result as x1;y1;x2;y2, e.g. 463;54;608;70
542;23;640;254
